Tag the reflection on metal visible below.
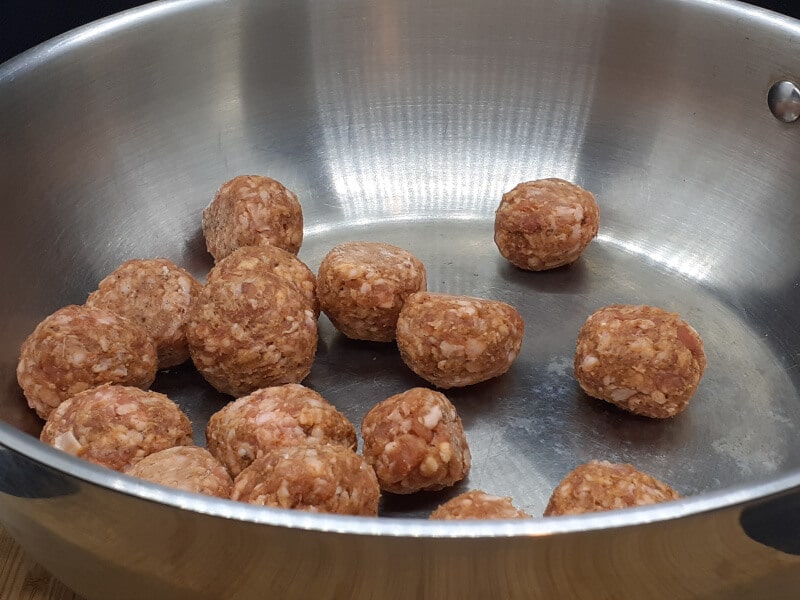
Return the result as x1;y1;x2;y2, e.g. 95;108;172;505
310;1;598;221
768;80;800;123
596;232;712;282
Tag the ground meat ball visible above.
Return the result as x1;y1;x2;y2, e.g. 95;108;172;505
574;304;706;418
430;490;531;520
40;384;193;473
210;245;319;318
206;384;356;477
361;387;470;494
317;242;427;342
130;446;233;498
17;305;158;420
396;292;524;388
544;460;681;516
230;444;380;516
86;258;202;369
202;175;303;261
186;264;317;397
495;178;600;271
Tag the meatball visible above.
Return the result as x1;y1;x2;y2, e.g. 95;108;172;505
230;444;380;516
186;262;317;397
544;460;681;516
202;175;303;261
40;384;193;473
430;490;531;520
17;305;158;420
210;245;319;318
361;387;470;494
396;292;524;388
494;178;599;271
317;241;427;342
206;384;356;477
86;258;202;369
130;446;233;498
574;304;706;418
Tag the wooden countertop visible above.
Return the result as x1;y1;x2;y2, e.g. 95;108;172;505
0;526;82;600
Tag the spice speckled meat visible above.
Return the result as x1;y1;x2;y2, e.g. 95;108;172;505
544;460;681;516
40;384;193;473
130;446;233;498
17;305;158;419
186;262;317;397
361;387;470;494
396;292;524;388
231;444;380;516
430;489;531;520
317;241;427;342
494;179;600;271
206;384;356;477
494;178;600;271
86;258;202;369
202;175;303;261
574;304;706;418
211;245;319;318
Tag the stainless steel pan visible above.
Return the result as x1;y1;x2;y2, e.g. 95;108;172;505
1;0;800;597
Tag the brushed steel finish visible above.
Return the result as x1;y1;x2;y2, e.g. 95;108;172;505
1;0;800;597
768;80;800;122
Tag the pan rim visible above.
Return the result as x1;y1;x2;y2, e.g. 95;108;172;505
2;419;799;536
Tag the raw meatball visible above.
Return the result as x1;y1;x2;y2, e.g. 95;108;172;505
361;387;470;494
186;262;317;397
130;446;233;498
210;245;319;318
40;384;193;473
574;304;706;418
230;444;380;516
86;258;202;369
17;305;158;420
317;241;427;342
430;490;531;520
396;292;524;388
544;460;681;516
202;175;303;261
206;384;356;477
494;178;600;270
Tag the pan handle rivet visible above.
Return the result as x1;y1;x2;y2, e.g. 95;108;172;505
768;80;800;123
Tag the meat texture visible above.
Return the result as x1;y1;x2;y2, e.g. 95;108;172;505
202;175;303;261
130;446;233;498
544;460;681;516
231;444;380;516
494;178;599;271
40;384;192;473
574;304;706;418
186;261;317;397
317;241;426;342
361;387;470;494
17;305;157;419
86;258;202;369
206;384;356;477
396;292;524;388
430;489;531;520
211;245;318;318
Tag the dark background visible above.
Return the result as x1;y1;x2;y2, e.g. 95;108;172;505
1;0;799;64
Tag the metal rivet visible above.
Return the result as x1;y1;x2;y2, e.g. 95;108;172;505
768;80;800;123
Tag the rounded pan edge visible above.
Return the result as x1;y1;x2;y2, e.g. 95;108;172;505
0;0;222;78
3;420;800;538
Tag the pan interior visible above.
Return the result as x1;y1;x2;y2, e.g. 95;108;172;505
1;0;800;520
4;211;799;518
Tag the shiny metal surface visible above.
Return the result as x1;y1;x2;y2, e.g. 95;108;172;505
1;0;800;597
768;79;800;122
